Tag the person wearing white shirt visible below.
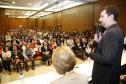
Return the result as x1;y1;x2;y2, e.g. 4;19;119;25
22;45;35;71
2;46;12;75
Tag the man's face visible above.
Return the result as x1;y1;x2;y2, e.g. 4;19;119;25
99;10;111;28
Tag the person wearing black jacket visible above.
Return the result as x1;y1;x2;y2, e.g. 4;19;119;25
11;45;23;73
86;5;124;84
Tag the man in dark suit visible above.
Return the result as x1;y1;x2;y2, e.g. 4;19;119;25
86;5;124;84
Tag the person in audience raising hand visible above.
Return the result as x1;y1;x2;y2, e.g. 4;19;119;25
51;45;88;84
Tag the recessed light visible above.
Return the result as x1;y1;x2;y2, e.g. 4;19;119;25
5;13;10;15
26;3;32;6
12;1;16;4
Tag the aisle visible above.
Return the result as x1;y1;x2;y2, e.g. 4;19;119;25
1;57;84;84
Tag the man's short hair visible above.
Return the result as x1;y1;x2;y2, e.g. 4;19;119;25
103;5;119;21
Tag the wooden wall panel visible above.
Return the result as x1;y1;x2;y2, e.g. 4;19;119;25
44;3;94;32
61;4;94;32
118;4;126;35
94;0;126;35
110;0;126;5
8;18;36;29
62;6;80;14
41;16;46;30
53;12;62;26
118;5;126;26
57;12;62;25
45;14;55;29
8;18;26;29
37;17;42;30
0;8;7;34
94;0;111;24
26;18;36;29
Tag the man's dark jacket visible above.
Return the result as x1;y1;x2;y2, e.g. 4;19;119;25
90;24;124;84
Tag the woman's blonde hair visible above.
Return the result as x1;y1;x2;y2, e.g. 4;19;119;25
52;45;76;75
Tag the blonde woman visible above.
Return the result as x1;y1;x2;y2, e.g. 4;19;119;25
51;45;88;84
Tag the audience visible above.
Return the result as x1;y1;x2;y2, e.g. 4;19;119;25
0;27;95;79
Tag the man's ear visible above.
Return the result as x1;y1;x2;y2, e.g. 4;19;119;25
109;14;114;20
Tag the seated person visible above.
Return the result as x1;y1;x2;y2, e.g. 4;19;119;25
120;64;126;84
0;46;3;72
51;45;88;84
11;45;23;73
22;45;35;71
41;42;51;65
2;46;12;75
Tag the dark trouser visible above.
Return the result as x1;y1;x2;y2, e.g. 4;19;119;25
24;57;35;71
3;60;11;72
0;57;3;72
13;58;23;73
0;62;3;72
121;64;126;75
42;54;51;65
15;62;23;72
124;44;126;50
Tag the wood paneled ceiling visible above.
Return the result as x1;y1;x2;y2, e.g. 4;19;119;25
0;0;98;18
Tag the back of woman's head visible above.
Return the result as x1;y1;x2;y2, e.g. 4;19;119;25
52;45;76;75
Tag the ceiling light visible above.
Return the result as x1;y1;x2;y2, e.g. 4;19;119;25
29;16;38;18
24;11;37;16
12;1;16;4
39;3;49;9
32;12;52;17
5;13;10;15
17;16;28;18
0;6;39;11
45;0;83;12
26;3;32;6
